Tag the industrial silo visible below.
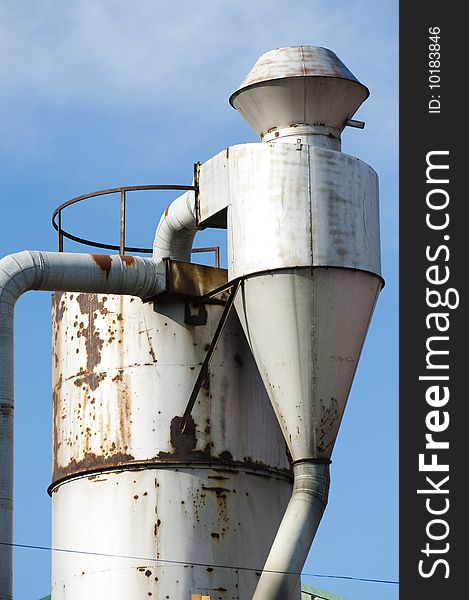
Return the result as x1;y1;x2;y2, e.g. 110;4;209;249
0;46;382;600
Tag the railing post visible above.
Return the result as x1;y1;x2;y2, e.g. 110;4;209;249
119;190;126;255
58;210;63;252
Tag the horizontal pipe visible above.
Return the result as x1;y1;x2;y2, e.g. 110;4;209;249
152;190;198;262
252;461;330;600
0;251;161;600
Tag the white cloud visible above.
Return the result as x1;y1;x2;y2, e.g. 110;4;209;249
0;0;396;109
0;0;398;190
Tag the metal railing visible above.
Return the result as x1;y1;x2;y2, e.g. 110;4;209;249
51;184;220;267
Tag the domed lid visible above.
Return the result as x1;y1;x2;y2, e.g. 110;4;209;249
229;46;369;136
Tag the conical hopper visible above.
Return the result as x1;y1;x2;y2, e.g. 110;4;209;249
235;267;381;462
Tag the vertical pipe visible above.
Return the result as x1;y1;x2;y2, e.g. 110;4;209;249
252;461;330;600
0;251;160;600
0;313;13;600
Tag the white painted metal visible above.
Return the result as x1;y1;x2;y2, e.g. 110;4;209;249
228;143;380;277
197;142;381;277
226;47;381;599
52;293;290;473
2;45;381;600
0;251;162;600
252;462;330;600
51;292;293;599
150;45;382;600
229;46;369;136
197;149;230;226
262;125;341;150
232;46;364;89
235;268;381;462
153;190;197;261
52;468;292;599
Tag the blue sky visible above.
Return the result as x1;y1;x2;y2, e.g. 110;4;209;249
0;1;398;598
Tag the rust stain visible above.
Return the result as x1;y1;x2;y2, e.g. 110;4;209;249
52;293;133;484
73;369;106;391
154;518;161;537
201;485;230;499
200;482;231;536
52;374;63;465
52;449;135;483
140;323;157;364
52;291;66;322
0;403;13;417
76;294;107;374
112;370;124;382
233;353;244;366
91;254;112;278
120;255;136;267
202;371;211;397
164;205;170;217
157;415;212;461
317;396;340;455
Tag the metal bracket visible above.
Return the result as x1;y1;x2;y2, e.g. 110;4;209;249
194;161;201;226
180;279;241;432
184;302;208;326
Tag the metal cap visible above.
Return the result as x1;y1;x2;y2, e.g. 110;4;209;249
229;46;369;136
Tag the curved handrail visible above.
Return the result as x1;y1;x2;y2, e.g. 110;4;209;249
51;185;196;254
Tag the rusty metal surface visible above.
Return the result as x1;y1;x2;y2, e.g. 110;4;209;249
0;250;165;600
51;468;292;599
52;184;196;254
229;46;369;135
51;291;293;598
51;292;291;485
180;280;240;432
190;247;220;269
232;46;362;89
164;259;228;302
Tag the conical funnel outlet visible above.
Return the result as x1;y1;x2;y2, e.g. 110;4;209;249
235;267;381;462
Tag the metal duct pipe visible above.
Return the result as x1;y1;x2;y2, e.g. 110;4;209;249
252;461;330;600
152;190;197;261
0;251;160;600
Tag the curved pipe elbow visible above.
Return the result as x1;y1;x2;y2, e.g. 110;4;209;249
152;190;198;262
0;250;163;600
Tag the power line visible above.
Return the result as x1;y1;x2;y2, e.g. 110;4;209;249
1;541;398;585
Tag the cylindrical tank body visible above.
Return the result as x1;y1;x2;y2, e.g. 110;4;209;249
51;291;292;599
198;140;382;463
226;141;382;462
